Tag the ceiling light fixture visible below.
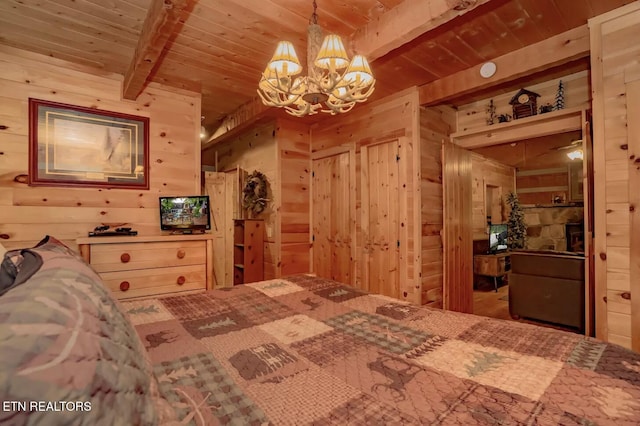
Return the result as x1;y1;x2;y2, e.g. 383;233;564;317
257;0;375;117
566;149;583;160
479;61;497;78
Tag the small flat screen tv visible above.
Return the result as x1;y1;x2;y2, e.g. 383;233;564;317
159;196;210;233
489;223;508;253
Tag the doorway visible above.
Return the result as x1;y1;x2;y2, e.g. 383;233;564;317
443;111;595;335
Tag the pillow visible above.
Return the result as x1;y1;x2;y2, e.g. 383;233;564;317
0;236;177;425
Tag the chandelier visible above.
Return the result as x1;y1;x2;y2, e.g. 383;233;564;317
257;0;375;117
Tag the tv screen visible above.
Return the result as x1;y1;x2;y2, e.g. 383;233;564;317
159;196;211;232
489;223;508;252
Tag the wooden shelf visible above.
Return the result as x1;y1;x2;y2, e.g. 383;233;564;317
233;219;263;285
451;104;587;149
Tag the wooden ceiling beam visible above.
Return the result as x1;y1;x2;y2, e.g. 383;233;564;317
418;24;590;106
122;0;195;100
351;0;494;60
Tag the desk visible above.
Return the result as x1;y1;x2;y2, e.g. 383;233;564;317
473;252;511;292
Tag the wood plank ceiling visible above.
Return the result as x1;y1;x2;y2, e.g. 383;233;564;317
0;0;632;130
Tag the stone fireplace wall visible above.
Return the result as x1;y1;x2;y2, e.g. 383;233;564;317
523;206;583;251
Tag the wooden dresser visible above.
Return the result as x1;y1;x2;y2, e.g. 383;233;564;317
77;234;213;300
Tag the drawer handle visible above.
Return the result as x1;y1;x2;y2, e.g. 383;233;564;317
119;281;130;292
176;276;186;285
177;249;186;259
120;253;131;263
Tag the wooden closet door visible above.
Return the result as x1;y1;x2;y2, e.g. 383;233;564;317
361;140;400;298
204;168;242;288
204;171;228;288
312;152;353;284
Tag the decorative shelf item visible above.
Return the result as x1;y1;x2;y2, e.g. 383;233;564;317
509;88;540;119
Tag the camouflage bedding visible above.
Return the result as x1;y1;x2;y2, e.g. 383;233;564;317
0;236;176;426
122;274;640;425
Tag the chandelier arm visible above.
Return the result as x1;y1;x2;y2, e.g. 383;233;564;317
321;102;355;115
258;74;311;107
258;86;302;107
323;96;356;113
314;72;342;93
332;81;376;103
285;100;322;117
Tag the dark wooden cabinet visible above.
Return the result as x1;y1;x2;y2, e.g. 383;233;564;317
233;219;264;284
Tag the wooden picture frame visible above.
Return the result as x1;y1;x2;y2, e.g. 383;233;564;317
29;98;149;189
568;161;584;202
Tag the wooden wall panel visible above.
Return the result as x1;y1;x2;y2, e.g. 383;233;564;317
202;120;277;277
419;106;454;306
276;118;311;277
0;47;201;252
311;88;416;152
203;117;312;279
442;141;473;313
627;78;640;350
470;130;584;206
470;154;516;240
589;2;640;350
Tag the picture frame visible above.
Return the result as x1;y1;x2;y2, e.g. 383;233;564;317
567;161;584;202
29;98;149;189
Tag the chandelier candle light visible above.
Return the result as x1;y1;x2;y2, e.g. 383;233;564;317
257;0;375;117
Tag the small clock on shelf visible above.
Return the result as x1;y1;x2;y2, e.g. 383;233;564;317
509;88;540;119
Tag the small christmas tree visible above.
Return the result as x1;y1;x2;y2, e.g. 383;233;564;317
555;80;565;111
505;191;526;250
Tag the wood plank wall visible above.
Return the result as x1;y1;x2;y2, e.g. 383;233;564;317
442;141;473;313
201;121;278;278
471;132;583;206
470;154;516;240
201;118;312;279
419;106;454;306
589;2;640;350
456;71;590;133
0;46;201;252
275;118;311;277
311;88;426;305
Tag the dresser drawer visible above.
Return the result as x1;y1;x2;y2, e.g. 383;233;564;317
101;264;206;300
90;240;206;273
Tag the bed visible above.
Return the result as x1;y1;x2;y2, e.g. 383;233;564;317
121;274;640;425
2;237;640;425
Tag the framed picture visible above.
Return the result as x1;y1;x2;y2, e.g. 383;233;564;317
29;98;149;189
568;161;584;202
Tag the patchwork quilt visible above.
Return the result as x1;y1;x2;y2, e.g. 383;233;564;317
122;274;640;425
